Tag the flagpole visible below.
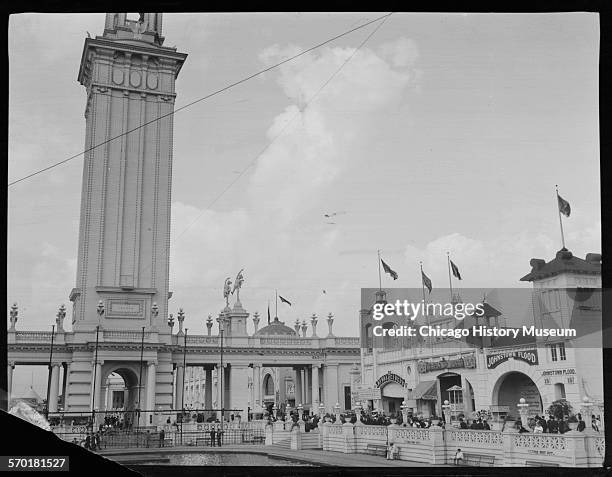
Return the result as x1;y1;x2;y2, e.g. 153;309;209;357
420;261;431;350
275;290;278;318
447;252;454;304
377;250;382;291
555;185;566;250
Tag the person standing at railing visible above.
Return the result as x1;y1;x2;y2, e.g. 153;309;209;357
210;426;216;446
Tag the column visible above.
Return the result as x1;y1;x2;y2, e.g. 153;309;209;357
204;368;213;409
175;364;184;409
254;365;261;409
146;361;156;424
61;363;67;411
7;362;15;406
63;362;71;411
295;368;302;405
325;364;339;410
49;364;61;413
215;365;223;419
311;365;320;408
229;365;250;419
301;368;306;406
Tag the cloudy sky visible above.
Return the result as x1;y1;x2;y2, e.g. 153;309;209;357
8;13;599;396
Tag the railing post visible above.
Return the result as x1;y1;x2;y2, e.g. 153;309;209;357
429;426;446;465
265;423;273;446
290;426;302;450
341;422;354;453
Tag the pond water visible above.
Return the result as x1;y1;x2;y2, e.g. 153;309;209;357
148;452;314;466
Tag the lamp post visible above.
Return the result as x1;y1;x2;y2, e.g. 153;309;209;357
181;325;188;445
137;326;145;426
400;400;409;424
517;397;529;428
92;300;104;431
45;323;56;420
334;402;341;423
442;400;451;427
219;318;224;424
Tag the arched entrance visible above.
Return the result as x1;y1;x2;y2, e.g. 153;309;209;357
101;367;139;412
492;371;543;417
380;381;404;414
262;373;275;412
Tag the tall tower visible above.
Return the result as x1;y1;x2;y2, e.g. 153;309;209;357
70;13;187;335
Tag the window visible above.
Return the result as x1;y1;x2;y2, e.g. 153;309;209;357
558;342;566;361
549;344;558;362
554;383;566;400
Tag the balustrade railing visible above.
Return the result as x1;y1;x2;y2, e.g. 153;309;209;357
104;330;150;341
513;433;567;451
15;331;53;342
392;427;431;442
447;429;502;447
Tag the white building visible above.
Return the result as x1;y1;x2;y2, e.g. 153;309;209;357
359;248;603;423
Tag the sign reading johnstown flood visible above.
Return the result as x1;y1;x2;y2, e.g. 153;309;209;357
486;348;539;369
417;353;476;373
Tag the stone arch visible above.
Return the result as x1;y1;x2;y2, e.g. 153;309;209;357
491;370;543;417
100;363;141;412
485;357;547;397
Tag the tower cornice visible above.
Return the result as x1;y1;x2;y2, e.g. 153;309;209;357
78;37;187;87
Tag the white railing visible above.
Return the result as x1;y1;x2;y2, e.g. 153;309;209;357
104;330;150;341
186;336;219;345
334;337;360;345
354;425;387;437
513;433;567;451
447;429;503;447
15;331;53;342
327;424;343;435
259;337;310;346
393;427;431;442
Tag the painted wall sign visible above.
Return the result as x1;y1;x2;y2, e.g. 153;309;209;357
375;372;406;388
486;348;539;369
541;368;576;377
417;353;477;374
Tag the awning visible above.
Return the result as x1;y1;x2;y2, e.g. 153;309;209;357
413;381;438;400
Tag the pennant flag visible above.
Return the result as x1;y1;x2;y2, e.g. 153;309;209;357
267;303;271;324
422;271;432;293
450;260;462;280
279;295;292;306
381;259;398;280
557;194;571;217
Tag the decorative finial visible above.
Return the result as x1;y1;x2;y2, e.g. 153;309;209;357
56;304;66;332
9;303;18;331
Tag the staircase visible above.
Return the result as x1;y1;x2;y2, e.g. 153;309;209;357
272;437;291;449
300;431;322;450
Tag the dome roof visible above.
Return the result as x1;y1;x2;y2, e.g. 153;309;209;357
255;317;297;336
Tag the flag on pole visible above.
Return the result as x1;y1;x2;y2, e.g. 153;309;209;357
279;295;292;306
381;259;398;280
422;271;432;293
267;303;271;324
450;260;462;280
557;194;571;217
